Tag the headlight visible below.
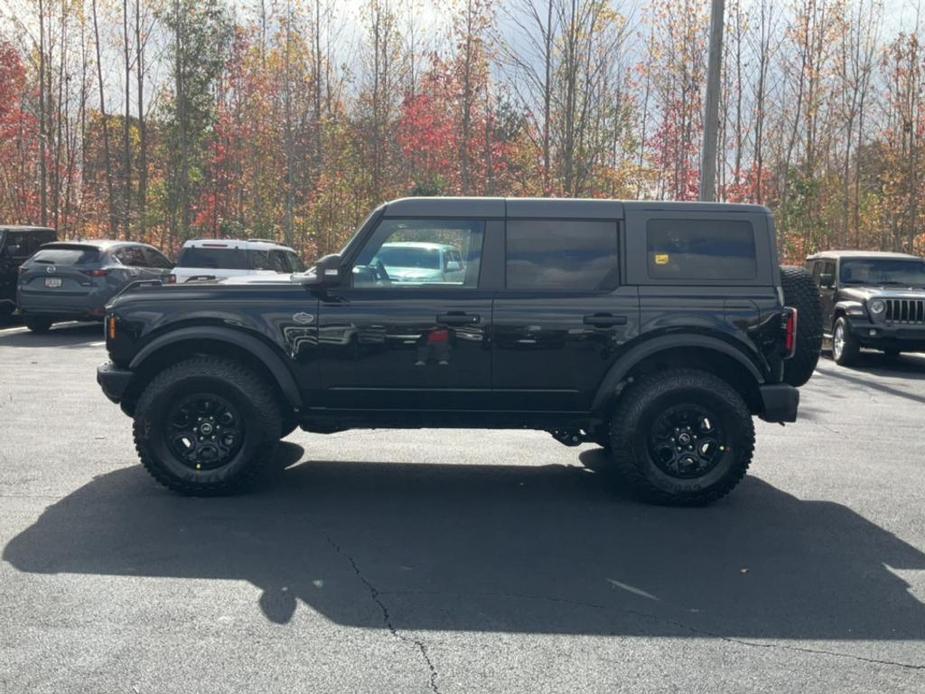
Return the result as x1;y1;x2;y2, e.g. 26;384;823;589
869;299;886;314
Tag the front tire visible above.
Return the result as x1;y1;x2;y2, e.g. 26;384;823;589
832;317;860;366
609;369;755;506
133;357;282;495
25;317;52;334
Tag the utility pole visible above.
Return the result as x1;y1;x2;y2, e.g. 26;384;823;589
700;0;725;201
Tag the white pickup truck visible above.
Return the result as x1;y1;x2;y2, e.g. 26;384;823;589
168;239;305;284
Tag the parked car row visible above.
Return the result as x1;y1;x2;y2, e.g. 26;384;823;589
0;228;305;333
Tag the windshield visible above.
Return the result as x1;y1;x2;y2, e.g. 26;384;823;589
375;246;441;269
840;259;925;286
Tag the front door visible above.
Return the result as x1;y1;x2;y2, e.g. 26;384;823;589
315;217;492;411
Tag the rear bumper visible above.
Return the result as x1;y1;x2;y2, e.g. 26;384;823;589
97;361;133;404
758;384;799;423
17;286;114;318
847;319;925;352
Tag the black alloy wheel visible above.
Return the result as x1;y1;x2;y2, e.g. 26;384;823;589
165;394;245;471
646;404;726;480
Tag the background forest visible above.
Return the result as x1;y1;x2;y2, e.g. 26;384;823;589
1;0;924;262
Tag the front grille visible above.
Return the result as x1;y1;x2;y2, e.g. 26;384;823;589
885;298;925;323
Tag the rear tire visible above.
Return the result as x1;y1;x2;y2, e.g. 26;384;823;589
832;317;860;366
24;317;52;334
133;357;282;495
609;369;754;506
780;266;822;386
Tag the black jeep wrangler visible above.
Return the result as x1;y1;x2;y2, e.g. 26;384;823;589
807;250;925;365
0;225;57;320
97;198;821;505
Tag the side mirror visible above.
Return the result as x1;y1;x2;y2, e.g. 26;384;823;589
298;253;344;287
819;273;834;289
445;260;462;272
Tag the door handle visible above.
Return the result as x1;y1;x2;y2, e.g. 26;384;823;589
437;312;480;325
583;313;627;327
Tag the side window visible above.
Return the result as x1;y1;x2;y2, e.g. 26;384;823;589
352;219;485;289
269;250;290;273
249;250;271;271
646;219;756;280
505;220;618;291
144;248;173;269
114;246;147;267
287;251;306;272
810;261;822;280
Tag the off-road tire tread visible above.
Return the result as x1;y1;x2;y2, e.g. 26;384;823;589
610;369;755;506
780;265;822;386
133;357;281;495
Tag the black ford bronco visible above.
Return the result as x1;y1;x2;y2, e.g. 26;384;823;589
97;198;821;505
806;250;925;365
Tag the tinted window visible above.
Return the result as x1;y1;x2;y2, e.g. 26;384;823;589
269;250;291;273
30;246;101;265
4;231;55;258
144;248;173;269
286;251;306;272
506;220;618;290
114;246;148;267
353;219;485;289
646;219;756;280
177;247;248;270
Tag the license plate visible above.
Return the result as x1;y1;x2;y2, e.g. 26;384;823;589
44;277;62;288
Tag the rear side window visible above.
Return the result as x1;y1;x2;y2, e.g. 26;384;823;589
177;247;248;270
3;230;56;258
646;219;756;280
144;248;173;269
114;246;148;267
506;220;618;290
30;246;101;265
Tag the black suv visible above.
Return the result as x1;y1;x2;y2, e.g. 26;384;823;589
807;250;925;365
97;198;821;505
0;225;57;320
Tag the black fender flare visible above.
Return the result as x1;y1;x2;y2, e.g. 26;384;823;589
591;334;765;411
129;325;303;409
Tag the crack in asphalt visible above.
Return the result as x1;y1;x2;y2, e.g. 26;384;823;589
380;588;925;672
326;537;441;693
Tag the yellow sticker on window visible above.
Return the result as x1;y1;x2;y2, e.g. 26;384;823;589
654;254;670;265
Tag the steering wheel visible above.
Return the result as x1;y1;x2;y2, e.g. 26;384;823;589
372;259;391;284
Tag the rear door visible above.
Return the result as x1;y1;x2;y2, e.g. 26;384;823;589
491;217;639;412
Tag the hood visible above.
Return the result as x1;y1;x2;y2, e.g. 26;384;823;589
840;285;925;301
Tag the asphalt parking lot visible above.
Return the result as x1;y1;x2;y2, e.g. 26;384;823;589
1;322;923;693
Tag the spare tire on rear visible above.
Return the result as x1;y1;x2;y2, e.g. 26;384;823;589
780;266;822;386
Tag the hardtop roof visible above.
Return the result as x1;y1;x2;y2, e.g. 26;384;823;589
382;196;770;219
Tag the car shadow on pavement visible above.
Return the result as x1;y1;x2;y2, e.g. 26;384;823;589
0;322;102;348
4;442;925;641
